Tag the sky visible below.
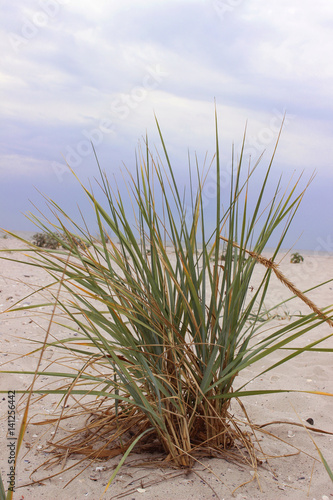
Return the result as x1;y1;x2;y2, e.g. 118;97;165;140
0;0;333;251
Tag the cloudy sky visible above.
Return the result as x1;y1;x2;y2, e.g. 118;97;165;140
1;0;332;251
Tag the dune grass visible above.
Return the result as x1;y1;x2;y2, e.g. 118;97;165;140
1;114;333;497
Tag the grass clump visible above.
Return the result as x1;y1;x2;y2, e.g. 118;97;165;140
1;114;333;496
32;232;60;249
32;231;89;250
290;251;304;263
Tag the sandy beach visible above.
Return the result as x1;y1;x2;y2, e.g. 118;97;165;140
1;236;333;500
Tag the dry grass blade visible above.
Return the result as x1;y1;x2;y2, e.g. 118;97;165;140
219;235;333;327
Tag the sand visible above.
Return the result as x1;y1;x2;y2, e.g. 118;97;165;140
0;236;332;500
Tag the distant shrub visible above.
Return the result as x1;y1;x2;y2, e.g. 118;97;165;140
95;230;110;244
219;252;233;261
102;230;110;243
32;232;60;249
32;232;89;250
61;233;90;250
290;252;304;264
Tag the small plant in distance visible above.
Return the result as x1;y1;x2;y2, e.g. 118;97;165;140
290;251;304;263
1;113;332;497
32;231;89;250
32;232;60;249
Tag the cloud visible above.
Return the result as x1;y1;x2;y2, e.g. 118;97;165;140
0;1;332;247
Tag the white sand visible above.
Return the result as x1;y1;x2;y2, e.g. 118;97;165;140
0;237;332;499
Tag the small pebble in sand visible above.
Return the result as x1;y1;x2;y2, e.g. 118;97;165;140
287;430;295;438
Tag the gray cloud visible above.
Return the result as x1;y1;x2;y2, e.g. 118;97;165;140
0;0;332;248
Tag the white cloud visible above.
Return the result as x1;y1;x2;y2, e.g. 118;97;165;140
0;0;332;246
0;153;54;179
